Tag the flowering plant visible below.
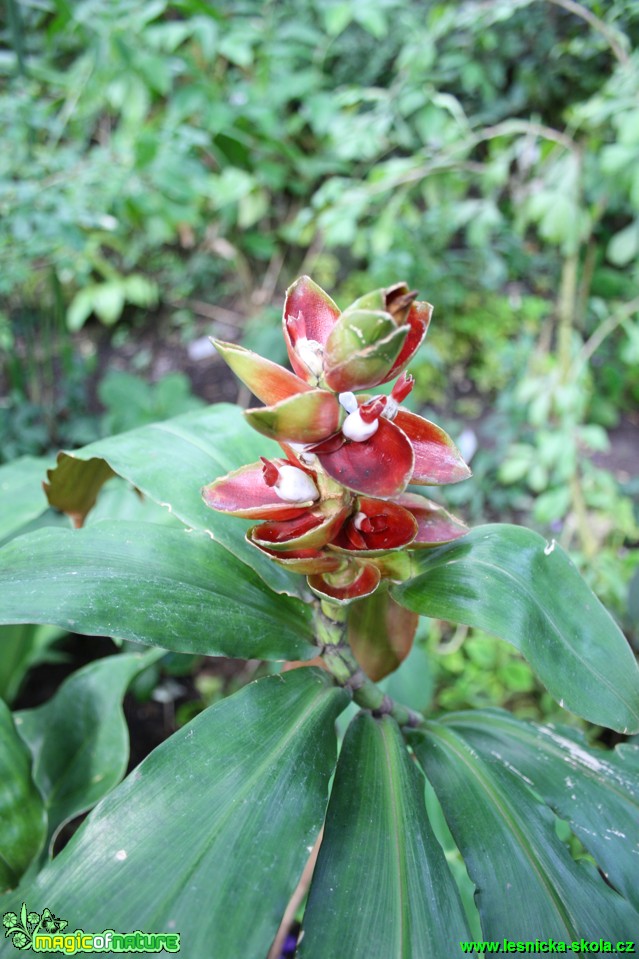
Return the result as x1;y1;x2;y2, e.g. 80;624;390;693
202;276;471;682
0;277;637;958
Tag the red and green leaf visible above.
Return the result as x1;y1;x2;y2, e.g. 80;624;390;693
330;498;418;554
347;588;419;680
308;562;381;603
212;340;311;405
324;311;408;392
397;492;468;546
384;299;432;382
202;461;314;519
245;390;343;444
395;410;471;485
250;503;351;551
317;418;415;499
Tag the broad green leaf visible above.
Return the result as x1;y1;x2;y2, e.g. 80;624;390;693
15;651;162;852
409;723;639;940
0;522;315;660
0;624;66;705
44;404;304;596
443;709;639;912
392;525;639;732
5;670;347;959
607;221;639;267
84;477;183;527
299;713;470;958
0;457;51;543
0;699;46;892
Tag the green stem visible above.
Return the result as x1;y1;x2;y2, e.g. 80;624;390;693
575;237;597;330
7;0;28;78
314;601;423;728
557;252;578;386
556;250;598;558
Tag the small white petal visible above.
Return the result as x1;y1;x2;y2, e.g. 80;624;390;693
342;410;379;442
352;511;368;531
274;464;319;503
295;337;324;378
287;441;317;467
338;391;359;414
383;397;399;420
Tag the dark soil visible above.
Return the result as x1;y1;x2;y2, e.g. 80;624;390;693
592;410;639;481
88;311;244;409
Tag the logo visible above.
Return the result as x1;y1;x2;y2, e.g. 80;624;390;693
3;905;180;954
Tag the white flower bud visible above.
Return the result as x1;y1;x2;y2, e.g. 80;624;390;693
273;464;319;503
342;409;379;442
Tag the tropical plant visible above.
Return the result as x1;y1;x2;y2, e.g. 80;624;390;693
0;278;638;958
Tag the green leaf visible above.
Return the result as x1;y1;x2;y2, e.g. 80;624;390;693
0;457;51;543
122;274;158;308
607;221;639;267
0;699;46;892
532;486;572;523
409;722;639;940
392;525;639;732
299;713;470;958
91;282;126;326
66;288;96;332
44;404;302;596
0;624;66;705
11;670;348;958
15;651;162;852
0;522;315;660
323;3;352;36
443;709;639;912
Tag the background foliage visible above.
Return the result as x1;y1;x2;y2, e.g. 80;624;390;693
1;0;638;790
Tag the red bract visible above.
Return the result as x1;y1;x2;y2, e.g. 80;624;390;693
202;457;320;520
203;276;471;613
308;376;471;499
330;498;418;553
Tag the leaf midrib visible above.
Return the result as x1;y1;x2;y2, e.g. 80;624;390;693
423;725;578;939
144;683;336;928
380;721;408;959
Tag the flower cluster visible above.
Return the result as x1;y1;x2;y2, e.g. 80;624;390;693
203;276;470;603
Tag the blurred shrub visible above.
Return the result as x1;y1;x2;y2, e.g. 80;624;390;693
1;0;637;335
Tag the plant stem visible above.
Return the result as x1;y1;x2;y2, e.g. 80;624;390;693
557;251;598;558
7;0;27;78
576;237;597;329
315;600;423;728
573;295;639;376
557;252;579;385
570;472;597;559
